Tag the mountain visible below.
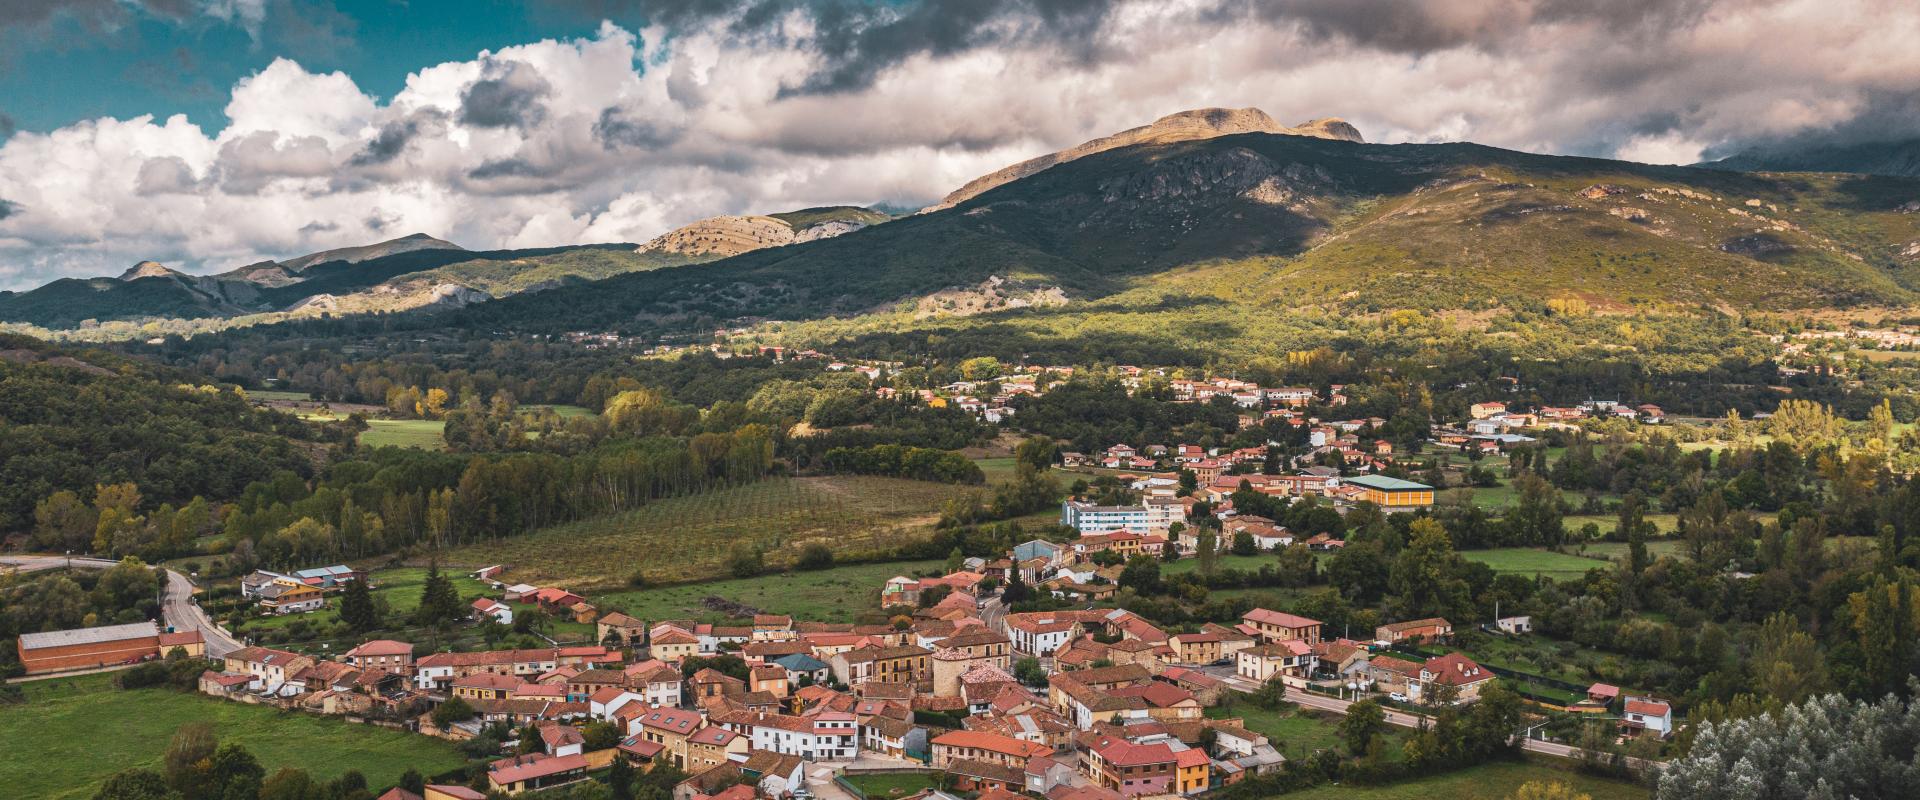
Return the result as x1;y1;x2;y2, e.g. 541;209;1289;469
270;232;465;274
0;239;693;329
453;113;1920;337
923;107;1364;211
1702;138;1920;179
637;206;892;257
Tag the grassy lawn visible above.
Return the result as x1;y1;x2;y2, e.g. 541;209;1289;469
1283;758;1649;800
841;771;941;798
1207;702;1346;755
1462;548;1611;580
1434;635;1625;685
441;476;970;590
4;673;467;800
246;389;314;402
593;560;942;623
228;567;596;648
523;404;595;418
972;456;1019;485
360;418;447;449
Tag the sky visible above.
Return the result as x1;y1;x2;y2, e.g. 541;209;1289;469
1;0;1918;289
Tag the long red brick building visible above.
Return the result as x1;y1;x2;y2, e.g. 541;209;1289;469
17;621;161;675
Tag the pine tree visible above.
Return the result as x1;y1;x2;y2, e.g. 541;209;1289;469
340;576;378;632
414;560;462;628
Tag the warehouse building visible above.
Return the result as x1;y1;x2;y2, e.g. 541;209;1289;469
16;621;161;675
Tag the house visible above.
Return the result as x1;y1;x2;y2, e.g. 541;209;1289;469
598;612;648;646
930;730;1052;768
487;753;589;794
1167;633;1223;665
1084;735;1178;797
1340;475;1434;512
1240;609;1321;647
157;630;204;659
860;713;925;760
650;629;700;663
293;565;362;587
1236;641;1315;684
1495;616;1532;635
1417;653;1495;703
472;598;514;625
224;646;316;694
1469;402;1508;419
626;705;704;767
423;787;488;800
1004;613;1084;657
240;570;298;599
830;645;930;686
454;673;522;700
538;722;586;757
684;725;750;772
1621;695;1674;737
343;639;414;672
257;581;326;614
1374;618;1452;644
947;759;1025;794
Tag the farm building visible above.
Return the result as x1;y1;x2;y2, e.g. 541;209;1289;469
17;621;161;675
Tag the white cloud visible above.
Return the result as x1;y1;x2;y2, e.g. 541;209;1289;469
2;0;1918;289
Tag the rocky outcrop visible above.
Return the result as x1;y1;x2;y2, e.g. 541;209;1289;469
926;107;1364;211
118;261;184;281
637;211;877;257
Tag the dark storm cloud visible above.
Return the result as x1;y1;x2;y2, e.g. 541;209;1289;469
351;112;448;166
593;107;681;150
458;61;552;129
553;0;1118;95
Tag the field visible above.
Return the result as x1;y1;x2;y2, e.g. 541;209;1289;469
4;673;467;800
1162;553;1284;575
227;567;595;647
840;771;941;798
1283;758;1648;800
1463;548;1613;580
442;476;970;589
246;389;314;402
1207;702;1346;756
592;559;943;623
972;456;1019;485
360;418;447;449
523;404;594;418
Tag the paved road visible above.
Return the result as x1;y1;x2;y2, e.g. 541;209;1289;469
1;554;241;658
1195;664;1655;771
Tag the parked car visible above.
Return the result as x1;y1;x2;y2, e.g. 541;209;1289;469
1389;692;1409;703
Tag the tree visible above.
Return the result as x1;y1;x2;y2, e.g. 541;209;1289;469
727;543;764;578
1768;399;1842;456
1230;531;1257;556
209;742;266;799
1389;519;1472;620
432;696;476;729
1508;782;1592;800
608;755;636;800
1014;436;1057;473
339;576;378;632
1013;657;1047;685
91;769;171;800
32;490;97;551
163;721;218;799
1119;555;1162;595
397;769;425;796
1848;575;1917;697
1506;473;1564;546
1618;492;1652;576
1751;612;1829;706
1656;688;1920;800
1340;698;1388;754
795;543;834;571
258;768;320;800
414;561;463;628
1196;528;1220;576
1251;675;1288;709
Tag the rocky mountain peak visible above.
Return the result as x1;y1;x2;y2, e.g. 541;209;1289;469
926;107;1364;210
118;261;180;281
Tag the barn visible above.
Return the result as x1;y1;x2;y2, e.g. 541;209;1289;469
17;621;161;675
